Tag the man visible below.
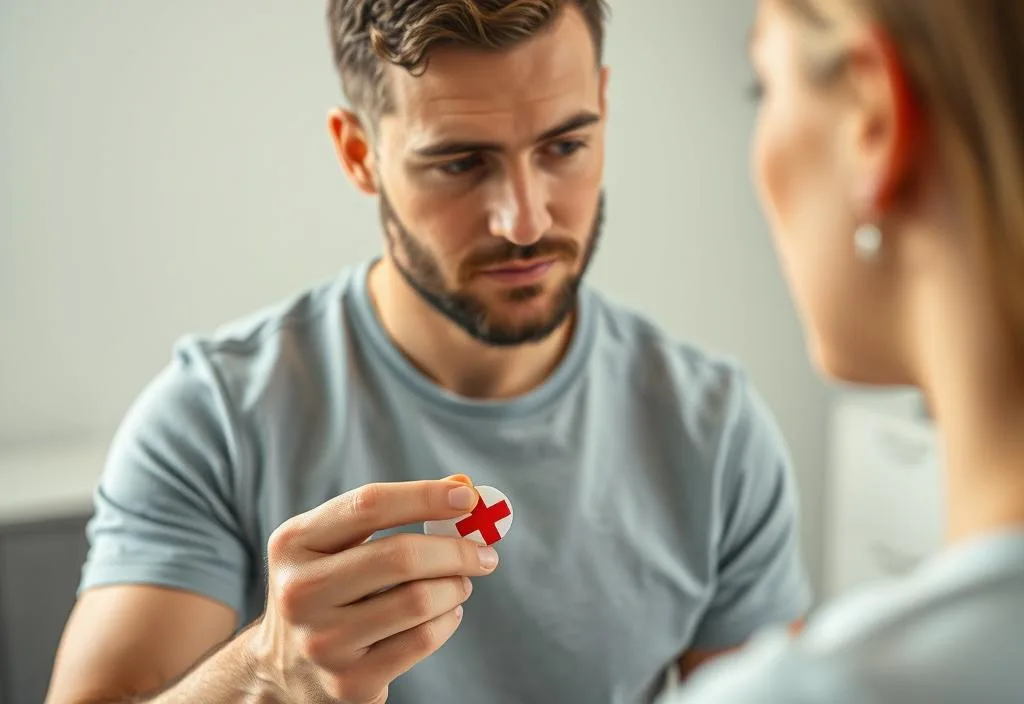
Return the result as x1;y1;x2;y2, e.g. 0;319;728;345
46;2;810;702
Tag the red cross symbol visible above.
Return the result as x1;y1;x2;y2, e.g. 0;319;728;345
455;495;512;545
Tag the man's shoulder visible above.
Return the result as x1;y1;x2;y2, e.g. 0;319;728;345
584;286;750;412
170;266;362;379
138;265;370;437
583;288;793;490
188;269;355;358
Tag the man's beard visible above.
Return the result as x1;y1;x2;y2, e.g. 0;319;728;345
378;190;605;347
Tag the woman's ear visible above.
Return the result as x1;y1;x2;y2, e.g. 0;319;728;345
328;109;378;196
845;25;924;217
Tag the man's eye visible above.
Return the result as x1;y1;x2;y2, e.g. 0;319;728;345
437;154;483;176
547;140;586;158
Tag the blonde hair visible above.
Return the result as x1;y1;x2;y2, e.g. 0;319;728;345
784;0;1024;346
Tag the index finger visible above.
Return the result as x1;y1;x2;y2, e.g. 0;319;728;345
297;479;480;555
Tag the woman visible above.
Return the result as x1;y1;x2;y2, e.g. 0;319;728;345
664;1;1024;702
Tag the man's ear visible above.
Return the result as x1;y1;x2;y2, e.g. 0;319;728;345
598;65;610;119
328;109;378;196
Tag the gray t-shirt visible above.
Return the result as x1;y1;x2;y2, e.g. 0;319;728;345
660;530;1024;704
79;258;810;704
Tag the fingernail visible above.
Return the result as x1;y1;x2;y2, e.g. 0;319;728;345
478;546;499;569
463;577;473;596
444;473;473;486
454;605;464;620
449;486;477;510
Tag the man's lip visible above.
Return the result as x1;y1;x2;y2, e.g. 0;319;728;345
479;258;556;274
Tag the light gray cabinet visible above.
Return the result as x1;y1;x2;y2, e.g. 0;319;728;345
0;514;90;704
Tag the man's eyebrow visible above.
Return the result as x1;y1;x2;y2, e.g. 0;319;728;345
411;110;602;158
535;110;602;142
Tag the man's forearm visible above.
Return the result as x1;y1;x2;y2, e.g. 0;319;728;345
85;626;285;704
154;628;280;703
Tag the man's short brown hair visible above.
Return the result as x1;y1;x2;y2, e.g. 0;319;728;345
326;0;609;129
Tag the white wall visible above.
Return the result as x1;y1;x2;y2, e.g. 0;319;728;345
0;1;832;593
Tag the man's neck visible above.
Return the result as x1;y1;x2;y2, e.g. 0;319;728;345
367;258;576;400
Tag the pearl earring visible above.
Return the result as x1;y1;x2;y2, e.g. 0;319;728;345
854;223;883;261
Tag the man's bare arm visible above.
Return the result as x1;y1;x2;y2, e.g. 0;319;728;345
47;479;495;704
677;619;805;680
44;585;262;704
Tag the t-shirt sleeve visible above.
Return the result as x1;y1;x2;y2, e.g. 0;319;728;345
689;375;812;651
78;342;252;622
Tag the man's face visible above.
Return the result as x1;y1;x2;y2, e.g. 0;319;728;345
371;6;608;346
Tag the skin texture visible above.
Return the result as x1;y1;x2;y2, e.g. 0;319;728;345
329;5;608;400
749;0;1024;547
749;0;913;385
47;478;499;704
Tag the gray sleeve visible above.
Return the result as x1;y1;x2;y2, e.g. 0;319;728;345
661;629;867;704
78;341;252;622
690;375;812;651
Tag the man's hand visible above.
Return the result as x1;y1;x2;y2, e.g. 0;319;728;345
247;477;499;704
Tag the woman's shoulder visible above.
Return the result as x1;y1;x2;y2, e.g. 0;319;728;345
663;531;1024;703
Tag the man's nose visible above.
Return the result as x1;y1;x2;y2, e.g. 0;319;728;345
487;167;553;246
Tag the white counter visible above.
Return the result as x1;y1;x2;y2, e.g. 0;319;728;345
0;442;109;526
